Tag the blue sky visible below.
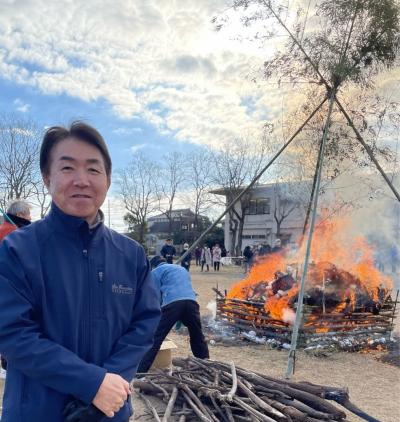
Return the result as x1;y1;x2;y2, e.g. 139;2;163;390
0;0;277;230
1;0;398;230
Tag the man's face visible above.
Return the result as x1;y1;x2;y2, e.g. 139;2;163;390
43;137;110;224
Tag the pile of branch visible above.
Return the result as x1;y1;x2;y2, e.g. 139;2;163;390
133;357;379;422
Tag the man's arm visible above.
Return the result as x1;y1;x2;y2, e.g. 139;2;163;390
102;248;161;381
0;243;106;404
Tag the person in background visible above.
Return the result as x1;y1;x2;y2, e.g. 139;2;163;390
0;199;32;241
194;246;202;266
272;238;283;254
259;243;271;257
160;238;176;264
137;257;209;373
243;245;254;273
0;122;161;422
0;200;32;372
212;243;222;271
200;245;211;272
180;243;192;271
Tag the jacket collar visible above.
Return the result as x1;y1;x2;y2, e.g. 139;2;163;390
6;213;31;228
45;202;105;241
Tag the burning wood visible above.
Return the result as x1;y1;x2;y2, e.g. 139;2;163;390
219;217;397;346
134;357;379;421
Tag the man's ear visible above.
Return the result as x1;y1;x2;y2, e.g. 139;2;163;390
42;173;50;189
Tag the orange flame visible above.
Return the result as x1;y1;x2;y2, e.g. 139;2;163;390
227;215;393;324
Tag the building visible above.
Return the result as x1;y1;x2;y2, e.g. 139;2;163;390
213;174;400;284
147;208;209;253
213;182;307;254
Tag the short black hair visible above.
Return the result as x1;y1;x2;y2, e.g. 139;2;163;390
40;121;112;178
150;255;166;269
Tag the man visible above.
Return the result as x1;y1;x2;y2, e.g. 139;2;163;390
0;122;161;422
160;238;176;264
180;243;192;271
0;199;31;241
137;256;209;373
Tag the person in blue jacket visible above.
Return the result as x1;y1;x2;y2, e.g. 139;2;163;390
137;256;209;373
0;122;161;422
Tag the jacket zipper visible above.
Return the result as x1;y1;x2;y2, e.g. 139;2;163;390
82;248;91;359
98;270;104;316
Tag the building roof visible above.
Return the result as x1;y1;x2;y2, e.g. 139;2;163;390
148;208;208;221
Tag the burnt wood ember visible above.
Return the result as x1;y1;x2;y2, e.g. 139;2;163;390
216;290;398;348
133;357;379;421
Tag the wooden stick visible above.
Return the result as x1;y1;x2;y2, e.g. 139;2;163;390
278;398;334;420
181;390;213;422
161;386;178;422
233;396;278;422
237;378;286;419
180;384;219;422
222;361;237;402
138;391;161;422
221;405;236;422
178;403;188;422
210;394;230;422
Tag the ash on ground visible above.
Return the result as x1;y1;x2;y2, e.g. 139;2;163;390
172;313;398;357
376;335;400;367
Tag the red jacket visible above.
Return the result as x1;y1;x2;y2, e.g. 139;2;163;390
0;221;16;241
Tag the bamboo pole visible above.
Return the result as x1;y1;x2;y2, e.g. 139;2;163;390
176;97;328;264
286;89;337;379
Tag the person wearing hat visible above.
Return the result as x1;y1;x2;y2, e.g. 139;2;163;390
137;256;209;374
160;238;176;264
180;243;192;271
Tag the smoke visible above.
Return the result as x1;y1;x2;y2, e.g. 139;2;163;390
207;300;217;319
318;170;400;287
282;308;296;325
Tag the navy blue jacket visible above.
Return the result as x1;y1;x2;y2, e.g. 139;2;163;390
0;204;161;422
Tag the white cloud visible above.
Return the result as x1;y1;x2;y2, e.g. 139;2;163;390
113;127;143;135
130;144;146;153
0;0;398;149
13;98;30;113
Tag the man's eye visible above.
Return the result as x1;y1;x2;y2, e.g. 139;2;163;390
61;166;73;171
89;168;100;173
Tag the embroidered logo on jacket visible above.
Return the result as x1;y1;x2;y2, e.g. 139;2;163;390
112;283;134;295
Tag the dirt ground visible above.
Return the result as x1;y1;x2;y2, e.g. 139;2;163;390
1;265;399;421
133;265;400;422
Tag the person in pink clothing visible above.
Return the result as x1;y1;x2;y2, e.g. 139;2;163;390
212;243;222;271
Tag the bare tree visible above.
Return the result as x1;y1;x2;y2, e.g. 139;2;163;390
0;115;42;210
158;152;185;237
212;134;271;255
117;153;160;245
183;149;214;232
31;183;51;218
272;182;301;239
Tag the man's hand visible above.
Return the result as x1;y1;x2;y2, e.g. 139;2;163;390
92;373;130;418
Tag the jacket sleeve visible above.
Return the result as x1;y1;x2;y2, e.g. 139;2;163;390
102;247;161;381
0;241;106;404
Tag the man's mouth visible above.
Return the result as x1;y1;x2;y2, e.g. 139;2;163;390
71;194;91;198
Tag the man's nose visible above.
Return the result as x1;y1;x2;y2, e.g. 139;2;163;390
73;169;90;186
